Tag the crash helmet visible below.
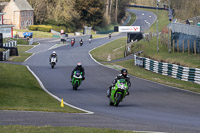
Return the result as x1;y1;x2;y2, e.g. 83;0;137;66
77;62;82;67
121;68;128;77
52;51;56;55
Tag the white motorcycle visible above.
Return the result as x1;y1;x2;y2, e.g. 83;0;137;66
50;57;57;69
89;38;92;43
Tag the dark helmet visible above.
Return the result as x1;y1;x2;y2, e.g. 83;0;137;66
77;62;82;67
121;68;128;77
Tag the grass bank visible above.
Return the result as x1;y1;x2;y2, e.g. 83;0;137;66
14;29;53;38
132;37;200;68
90;37;126;62
0;44;82;113
126;12;137;26
0;125;140;133
0;63;82;113
9;46;33;62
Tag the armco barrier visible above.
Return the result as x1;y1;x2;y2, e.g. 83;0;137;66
3;41;17;47
2;49;10;61
134;55;200;85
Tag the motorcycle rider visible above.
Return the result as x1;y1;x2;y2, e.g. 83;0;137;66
71;62;85;81
109;33;111;39
107;68;131;97
80;39;83;46
49;51;57;62
89;38;92;43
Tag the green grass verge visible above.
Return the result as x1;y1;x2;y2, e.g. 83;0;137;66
90;37;126;62
9;46;33;62
0;63;82;113
130;7;169;32
0;48;6;52
14;29;53;38
132;37;200;68
92;34;109;39
126;12;137;26
0;126;140;133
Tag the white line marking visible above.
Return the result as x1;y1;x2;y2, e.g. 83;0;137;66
26;66;94;114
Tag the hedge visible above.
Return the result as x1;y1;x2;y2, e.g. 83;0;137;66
28;25;52;32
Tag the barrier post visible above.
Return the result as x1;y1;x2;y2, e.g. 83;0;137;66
194;40;196;55
182;40;184;53
173;40;175;53
177;40;179;52
188;40;190;55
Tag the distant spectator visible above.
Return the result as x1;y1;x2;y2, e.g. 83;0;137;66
186;19;190;25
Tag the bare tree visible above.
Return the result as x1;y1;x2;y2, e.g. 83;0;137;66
115;0;118;23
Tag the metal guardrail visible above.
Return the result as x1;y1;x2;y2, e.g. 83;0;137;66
3;41;17;47
2;49;10;61
127;5;167;10
134;55;200;85
171;23;200;38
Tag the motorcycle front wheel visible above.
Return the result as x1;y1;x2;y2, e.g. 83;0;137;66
114;93;122;107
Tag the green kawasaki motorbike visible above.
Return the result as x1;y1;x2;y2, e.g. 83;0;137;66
71;70;82;90
109;79;128;106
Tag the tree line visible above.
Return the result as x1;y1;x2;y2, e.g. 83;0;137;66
26;0;131;31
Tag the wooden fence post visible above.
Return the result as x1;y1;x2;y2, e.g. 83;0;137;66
173;40;175;53
177;40;179;53
194;40;196;55
188;40;190;55
182;40;184;53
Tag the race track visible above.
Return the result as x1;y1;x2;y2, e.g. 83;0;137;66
1;9;200;133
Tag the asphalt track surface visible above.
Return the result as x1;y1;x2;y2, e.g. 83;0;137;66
1;9;200;133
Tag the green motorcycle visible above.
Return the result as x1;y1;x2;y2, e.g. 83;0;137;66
71;70;82;90
109;79;128;106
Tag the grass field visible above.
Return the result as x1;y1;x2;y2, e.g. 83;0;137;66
0;63;82;113
132;37;200;68
0;126;140;133
90;37;126;62
9;46;33;62
14;29;53;38
0;44;82;113
126;12;137;26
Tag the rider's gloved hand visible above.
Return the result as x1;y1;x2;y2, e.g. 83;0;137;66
82;77;85;80
126;91;129;96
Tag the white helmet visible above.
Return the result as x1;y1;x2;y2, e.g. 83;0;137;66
53;51;56;54
77;62;82;67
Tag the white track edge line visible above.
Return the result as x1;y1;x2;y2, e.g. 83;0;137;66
26;65;94;114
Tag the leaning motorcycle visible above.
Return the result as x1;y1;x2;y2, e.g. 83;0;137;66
71;40;75;46
80;41;83;46
109;79;128;106
71;70;83;90
89;38;92;43
50;57;57;69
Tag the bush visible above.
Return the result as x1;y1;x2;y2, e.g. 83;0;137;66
28;25;52;32
28;25;38;31
37;25;52;32
52;25;67;33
